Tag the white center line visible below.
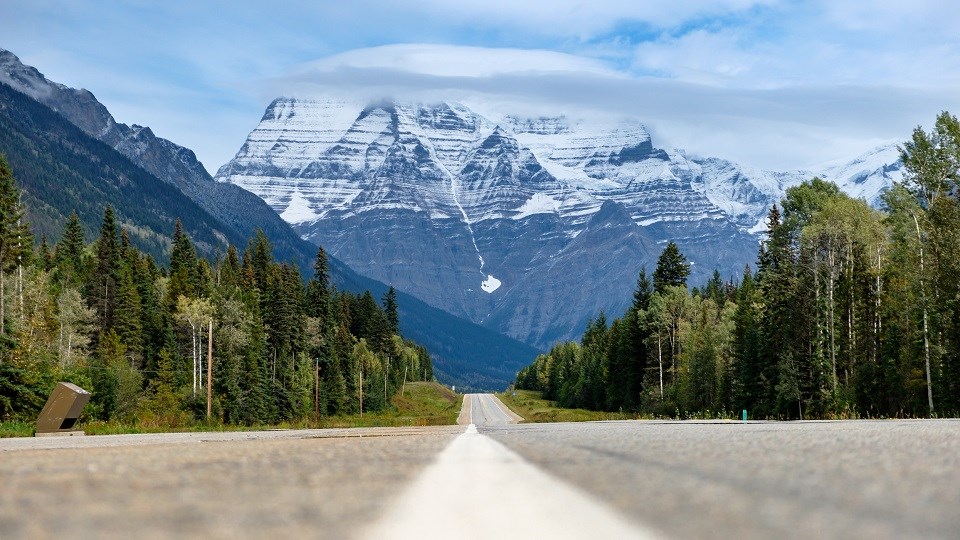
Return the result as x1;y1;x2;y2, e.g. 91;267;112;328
362;424;663;540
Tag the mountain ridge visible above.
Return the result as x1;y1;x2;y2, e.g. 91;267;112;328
0;48;538;391
216;96;903;348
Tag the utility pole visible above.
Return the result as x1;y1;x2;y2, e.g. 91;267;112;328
206;319;213;422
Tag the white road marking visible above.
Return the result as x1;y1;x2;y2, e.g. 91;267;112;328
362;423;662;540
484;394;523;423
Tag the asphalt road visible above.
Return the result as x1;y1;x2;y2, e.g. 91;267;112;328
482;418;960;539
0;425;462;539
3;396;959;539
458;393;524;426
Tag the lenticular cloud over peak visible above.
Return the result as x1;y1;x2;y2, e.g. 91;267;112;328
297;44;622;79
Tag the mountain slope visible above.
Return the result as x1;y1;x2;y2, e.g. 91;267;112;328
0;48;311;268
0;81;229;260
217;98;902;349
0;50;537;390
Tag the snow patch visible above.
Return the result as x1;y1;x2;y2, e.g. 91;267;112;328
481;275;502;293
280;191;320;223
514;193;561;219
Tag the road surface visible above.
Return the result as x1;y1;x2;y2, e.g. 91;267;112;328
2;395;959;539
457;392;524;426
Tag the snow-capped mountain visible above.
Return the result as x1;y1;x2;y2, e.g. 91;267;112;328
0;48;543;390
216;97;901;348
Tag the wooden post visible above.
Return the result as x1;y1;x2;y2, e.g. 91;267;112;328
207;319;213;422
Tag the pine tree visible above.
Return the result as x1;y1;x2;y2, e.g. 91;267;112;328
653;241;691;293
249;230;272;293
169;219;198;302
732;266;761;414
56;211;86;288
383;286;399;335
113;263;143;362
307;246;331;319
37;236;53;272
755;205;797;416
0;155;29;339
624;269;653;409
90;205;119;335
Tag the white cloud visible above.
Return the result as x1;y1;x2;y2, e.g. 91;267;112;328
3;1;959;172
272;44;960;170
300;44;620;78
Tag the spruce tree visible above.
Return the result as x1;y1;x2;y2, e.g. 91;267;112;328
169;219;198;302
56;211;86;288
383;286;399;335
625;269;653;408
755;205;797;416
37;236;53;272
91;205;119;334
113;264;143;362
732;265;762;414
653;241;691;293
0;155;29;338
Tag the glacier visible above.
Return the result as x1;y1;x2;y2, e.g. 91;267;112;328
215;97;902;348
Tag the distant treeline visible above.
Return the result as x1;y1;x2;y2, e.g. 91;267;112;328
516;112;960;419
0;155;432;425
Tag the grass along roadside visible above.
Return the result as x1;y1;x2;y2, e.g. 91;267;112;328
496;389;639;423
0;381;461;437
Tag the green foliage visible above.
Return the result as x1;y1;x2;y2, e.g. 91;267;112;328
653;241;690;292
0;82;226;263
0;158;435;431
516;111;960;419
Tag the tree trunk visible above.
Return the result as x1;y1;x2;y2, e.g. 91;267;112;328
0;271;5;340
59;321;65;367
314;359;320;425
872;250;878;363
191;325;197;396
658;333;664;400
17;262;22;322
828;263;837;394
914;214;934;415
207;320;213;422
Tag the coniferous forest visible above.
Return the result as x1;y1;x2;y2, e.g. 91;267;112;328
0;155;432;426
516;112;960;419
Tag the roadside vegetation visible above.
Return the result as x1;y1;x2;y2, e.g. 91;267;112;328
0;154;435;432
516;112;960;420
497;389;637;423
1;381;458;437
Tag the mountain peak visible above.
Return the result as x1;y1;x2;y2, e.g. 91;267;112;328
217;95;903;348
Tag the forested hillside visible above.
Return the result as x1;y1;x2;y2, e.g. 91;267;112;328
0;78;534;391
516;112;960;419
0;157;432;425
0;81;230;262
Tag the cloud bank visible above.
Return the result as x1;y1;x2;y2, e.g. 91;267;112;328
274;43;959;170
3;1;959;171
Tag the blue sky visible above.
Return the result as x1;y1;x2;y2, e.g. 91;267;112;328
3;1;960;172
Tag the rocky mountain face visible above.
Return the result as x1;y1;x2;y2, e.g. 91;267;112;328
0;49;539;390
217;97;903;348
0;48;314;267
